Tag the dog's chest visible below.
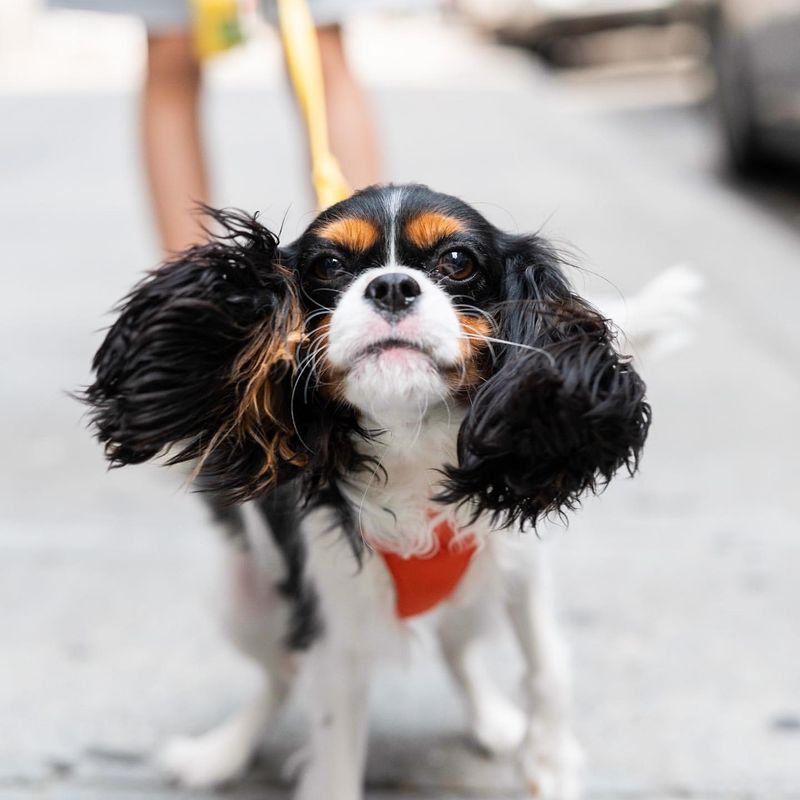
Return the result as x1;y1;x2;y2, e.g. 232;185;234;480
348;408;469;557
338;407;501;618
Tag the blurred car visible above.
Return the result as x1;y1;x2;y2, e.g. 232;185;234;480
457;0;711;58
708;0;800;172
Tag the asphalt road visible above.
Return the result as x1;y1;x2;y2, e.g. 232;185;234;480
1;39;799;800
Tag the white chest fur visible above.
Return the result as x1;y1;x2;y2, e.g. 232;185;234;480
337;403;489;557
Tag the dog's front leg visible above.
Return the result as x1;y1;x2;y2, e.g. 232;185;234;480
506;550;583;800
295;522;385;800
295;636;372;800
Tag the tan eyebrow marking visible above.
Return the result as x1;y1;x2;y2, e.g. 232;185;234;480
318;217;379;252
404;212;464;250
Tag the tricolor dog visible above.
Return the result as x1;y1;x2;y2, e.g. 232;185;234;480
85;184;653;799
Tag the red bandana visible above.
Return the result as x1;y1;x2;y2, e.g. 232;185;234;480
374;517;477;619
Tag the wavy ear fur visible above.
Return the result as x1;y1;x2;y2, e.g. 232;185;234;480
438;234;651;528
84;208;308;502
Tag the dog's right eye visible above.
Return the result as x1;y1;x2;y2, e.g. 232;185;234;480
311;255;344;282
436;249;477;282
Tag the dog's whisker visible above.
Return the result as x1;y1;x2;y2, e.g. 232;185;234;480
289;334;335;448
455;303;498;330
300;337;331;404
458;332;556;366
304;310;333;325
458;331;498;363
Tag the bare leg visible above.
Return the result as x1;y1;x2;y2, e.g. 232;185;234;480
506;553;583;799
438;609;527;756
141;32;209;254
317;24;381;190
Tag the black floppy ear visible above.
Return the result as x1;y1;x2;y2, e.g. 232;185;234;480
439;234;651;527
83;208;308;502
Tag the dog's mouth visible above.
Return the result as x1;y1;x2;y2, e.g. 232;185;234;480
355;337;434;362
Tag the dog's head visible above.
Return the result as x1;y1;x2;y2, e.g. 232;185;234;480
85;184;650;527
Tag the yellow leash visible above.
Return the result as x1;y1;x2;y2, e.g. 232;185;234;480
276;0;352;211
192;0;351;211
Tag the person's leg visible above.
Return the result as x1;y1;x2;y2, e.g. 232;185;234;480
142;32;209;254
316;25;381;190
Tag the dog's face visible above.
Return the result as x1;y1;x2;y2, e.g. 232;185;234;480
292;186;498;419
85;184;650;533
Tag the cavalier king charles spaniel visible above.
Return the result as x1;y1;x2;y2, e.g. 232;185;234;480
85;184;653;799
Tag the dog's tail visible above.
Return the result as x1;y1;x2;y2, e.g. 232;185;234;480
592;264;704;362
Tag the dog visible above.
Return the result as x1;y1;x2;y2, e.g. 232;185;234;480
84;183;654;800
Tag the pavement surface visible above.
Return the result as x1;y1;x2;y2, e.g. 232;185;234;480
2;12;800;800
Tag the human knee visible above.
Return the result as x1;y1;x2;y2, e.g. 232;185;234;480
146;33;201;86
316;24;349;73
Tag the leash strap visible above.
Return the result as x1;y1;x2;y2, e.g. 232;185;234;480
276;0;352;211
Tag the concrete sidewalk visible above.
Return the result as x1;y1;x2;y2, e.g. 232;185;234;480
2;27;799;800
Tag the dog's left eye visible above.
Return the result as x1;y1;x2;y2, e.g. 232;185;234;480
437;249;476;281
311;255;344;281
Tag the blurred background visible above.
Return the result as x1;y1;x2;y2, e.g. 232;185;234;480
1;0;799;798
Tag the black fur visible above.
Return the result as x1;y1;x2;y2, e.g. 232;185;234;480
437;234;651;526
202;492;247;543
256;482;322;650
85;207;298;478
83;207;370;512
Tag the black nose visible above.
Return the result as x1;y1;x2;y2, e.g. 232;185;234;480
364;272;421;315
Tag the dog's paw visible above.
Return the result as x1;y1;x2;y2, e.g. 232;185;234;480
518;727;583;800
472;699;528;756
158;730;253;788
